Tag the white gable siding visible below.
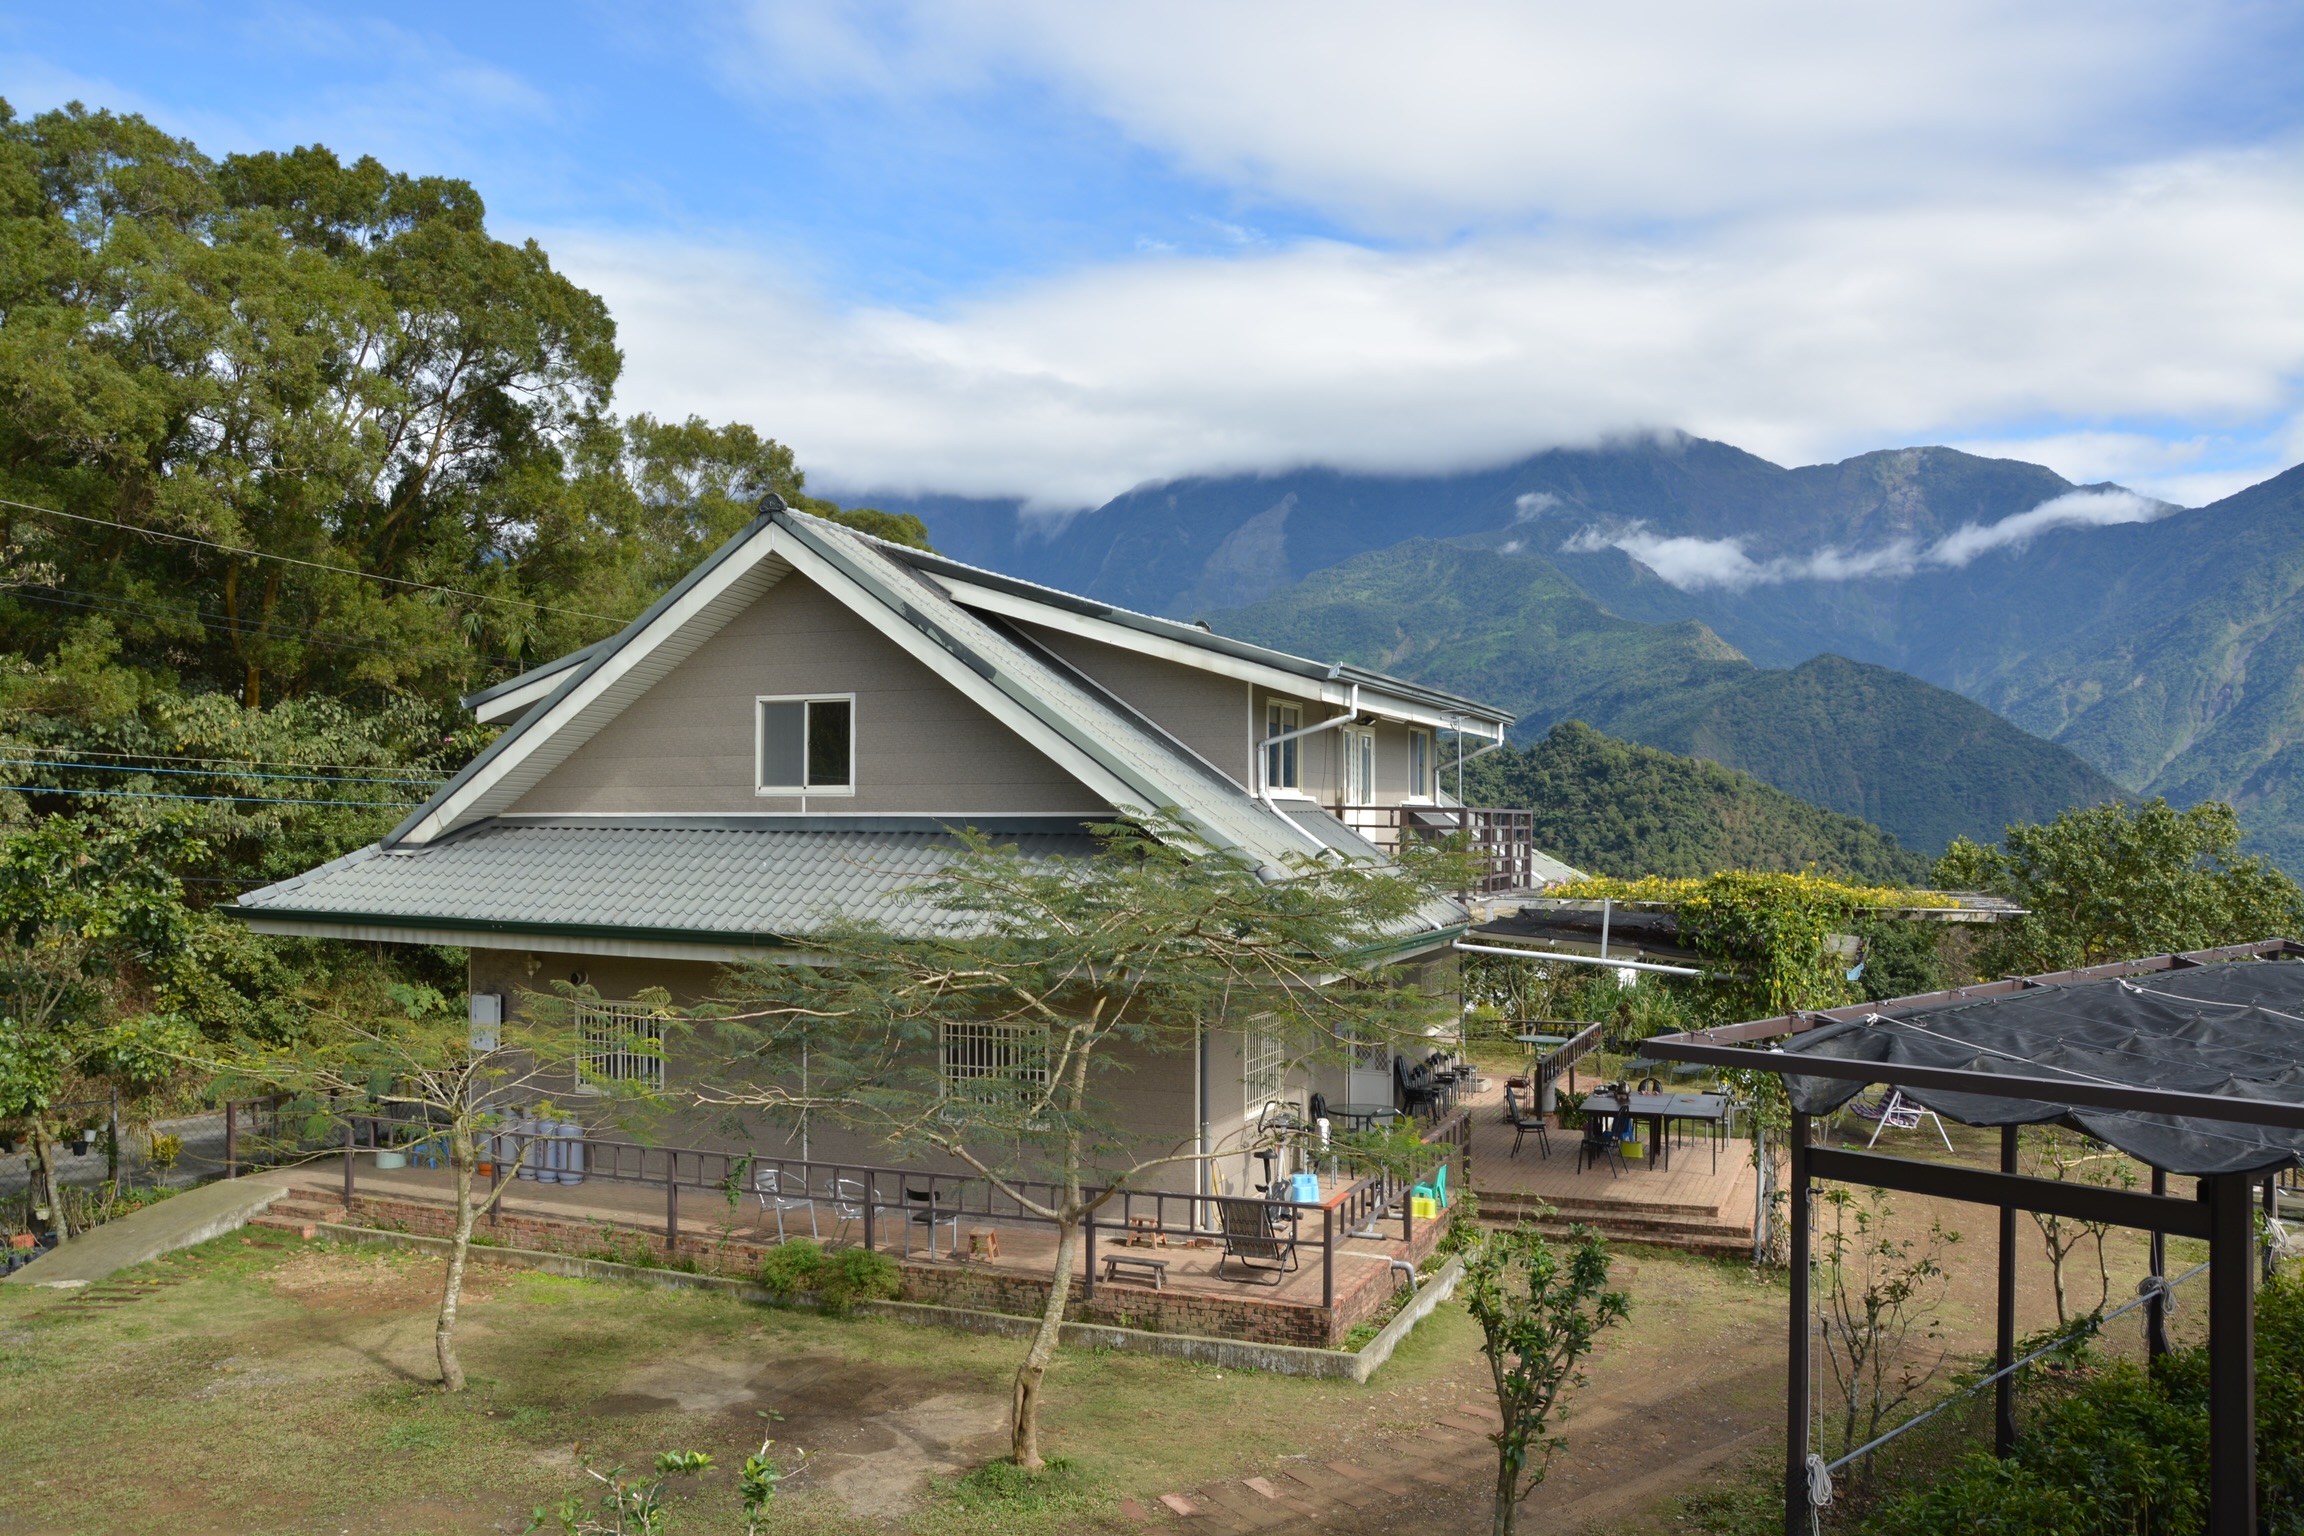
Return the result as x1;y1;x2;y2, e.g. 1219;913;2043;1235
505;572;1107;817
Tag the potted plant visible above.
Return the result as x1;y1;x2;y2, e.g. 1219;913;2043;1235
148;1133;182;1174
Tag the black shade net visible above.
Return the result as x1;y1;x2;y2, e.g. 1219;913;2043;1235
1778;958;2304;1176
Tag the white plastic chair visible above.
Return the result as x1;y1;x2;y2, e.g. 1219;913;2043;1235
756;1165;819;1242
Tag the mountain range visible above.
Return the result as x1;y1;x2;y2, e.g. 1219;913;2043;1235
858;438;2304;866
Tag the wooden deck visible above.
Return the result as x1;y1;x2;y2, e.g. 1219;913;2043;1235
1458;1079;1758;1255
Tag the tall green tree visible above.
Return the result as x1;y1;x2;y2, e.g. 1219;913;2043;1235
0;816;203;1242
695;816;1463;1469
1937;798;2304;975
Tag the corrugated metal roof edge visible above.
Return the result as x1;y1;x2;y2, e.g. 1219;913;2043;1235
383;511;781;848
217;904;798;948
887;541;1513;725
770;510;1315;865
458;642;600;711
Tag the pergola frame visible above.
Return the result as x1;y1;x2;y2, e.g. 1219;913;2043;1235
1644;938;2304;1536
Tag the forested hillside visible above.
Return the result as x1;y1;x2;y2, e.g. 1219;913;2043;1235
1461;722;1930;882
1214;538;2120;854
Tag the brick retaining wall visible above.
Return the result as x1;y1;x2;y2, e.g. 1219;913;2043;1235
322;1190;1448;1347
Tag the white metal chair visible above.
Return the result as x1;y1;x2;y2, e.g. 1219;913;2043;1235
756;1165;819;1242
819;1176;865;1243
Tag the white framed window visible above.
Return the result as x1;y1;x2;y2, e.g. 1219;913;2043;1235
940;1020;1049;1106
1264;701;1302;790
577;1001;665;1091
756;695;855;796
1243;1028;1285;1119
1344;727;1376;805
1408;728;1433;799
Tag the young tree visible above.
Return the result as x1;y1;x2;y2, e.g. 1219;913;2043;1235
214;981;670;1390
1814;1186;1959;1472
0;817;202;1244
2019;1127;2137;1324
1461;1221;1630;1536
694;816;1464;1469
1937;798;2304;976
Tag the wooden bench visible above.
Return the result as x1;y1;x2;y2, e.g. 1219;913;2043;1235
1100;1253;1169;1290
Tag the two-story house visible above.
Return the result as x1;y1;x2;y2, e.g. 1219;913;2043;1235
227;503;1516;1198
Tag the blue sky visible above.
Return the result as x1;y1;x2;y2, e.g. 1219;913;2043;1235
7;2;2304;511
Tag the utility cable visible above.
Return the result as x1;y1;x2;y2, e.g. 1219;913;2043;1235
0;784;421;809
0;757;443;787
0;494;623;624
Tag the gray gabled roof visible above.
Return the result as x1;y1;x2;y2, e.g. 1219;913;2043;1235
240;508;1480;949
230;816;1108;946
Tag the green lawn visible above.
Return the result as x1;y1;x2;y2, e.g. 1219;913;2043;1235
0;1228;1487;1535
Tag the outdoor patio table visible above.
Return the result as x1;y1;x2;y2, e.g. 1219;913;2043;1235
1326;1103;1404;1133
1620;1091;1728;1172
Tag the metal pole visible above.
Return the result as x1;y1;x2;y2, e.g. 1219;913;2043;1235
2207;1174;2257;1536
2266;1178;2280;1285
1083;1212;1096;1299
343;1117;356;1211
1322;1205;1335;1311
664;1152;680;1255
863;1172;876;1253
107;1087;119;1185
1997;1125;2018;1457
1784;1111;1812;1536
224;1101;237;1180
1599;899;1611;961
2147;1166;2170;1360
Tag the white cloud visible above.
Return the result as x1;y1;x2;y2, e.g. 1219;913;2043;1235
736;0;2262;236
1564;489;2176;591
1929;489;2168;566
554;141;2304;512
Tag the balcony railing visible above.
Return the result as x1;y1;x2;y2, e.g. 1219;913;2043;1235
1339;804;1546;896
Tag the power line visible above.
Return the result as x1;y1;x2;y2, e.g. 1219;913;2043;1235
0;784;422;809
2;581;540;671
0;745;460;775
0;494;625;625
0;757;444;787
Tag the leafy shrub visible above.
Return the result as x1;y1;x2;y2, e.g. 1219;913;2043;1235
757;1241;900;1312
758;1239;826;1298
824;1245;900;1310
1865;1271;2304;1536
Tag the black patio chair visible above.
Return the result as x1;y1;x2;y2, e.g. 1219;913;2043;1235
1394;1056;1441;1119
1578;1110;1626;1177
1503;1086;1551;1160
1215;1198;1300;1285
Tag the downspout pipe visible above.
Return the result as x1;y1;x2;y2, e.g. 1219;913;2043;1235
1257;683;1360;844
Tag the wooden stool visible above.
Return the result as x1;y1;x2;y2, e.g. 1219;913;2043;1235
1126;1216;1166;1248
967;1227;1001;1260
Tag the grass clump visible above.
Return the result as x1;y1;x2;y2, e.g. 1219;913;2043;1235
944;1456;1098;1513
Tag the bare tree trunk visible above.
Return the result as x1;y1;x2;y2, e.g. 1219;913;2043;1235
436;1125;474;1391
1011;1211;1078;1468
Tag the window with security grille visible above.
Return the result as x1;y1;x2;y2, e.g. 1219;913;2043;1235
940;1021;1049;1104
1243;1028;1286;1118
577;1001;665;1091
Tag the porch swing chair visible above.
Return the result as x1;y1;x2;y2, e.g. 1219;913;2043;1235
1845;1087;1955;1153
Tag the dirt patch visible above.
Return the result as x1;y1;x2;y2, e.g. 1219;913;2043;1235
265;1245;499;1314
591;1347;1010;1517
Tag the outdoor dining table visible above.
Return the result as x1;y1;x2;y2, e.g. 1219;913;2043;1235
1616;1091;1729;1172
1325;1102;1404;1133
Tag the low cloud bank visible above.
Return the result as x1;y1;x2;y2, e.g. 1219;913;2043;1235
1559;488;2169;592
